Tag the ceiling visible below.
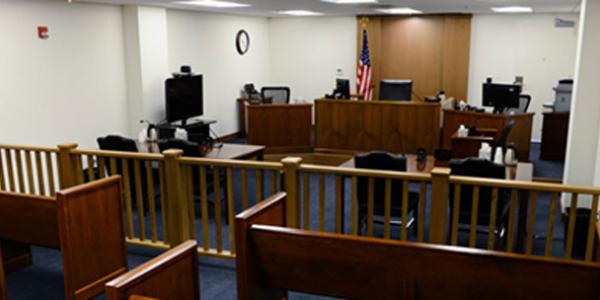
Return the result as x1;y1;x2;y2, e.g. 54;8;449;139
73;0;581;16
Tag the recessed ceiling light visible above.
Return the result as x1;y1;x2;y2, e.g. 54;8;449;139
321;0;378;4
491;6;533;13
174;0;250;8
376;7;423;15
276;10;325;16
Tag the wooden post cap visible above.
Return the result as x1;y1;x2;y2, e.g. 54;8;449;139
281;157;302;166
57;143;78;150
162;149;184;157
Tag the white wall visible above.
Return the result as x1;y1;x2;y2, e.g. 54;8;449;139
0;0;128;149
123;6;170;136
167;10;271;136
468;13;579;141
562;0;600;210
269;17;357;103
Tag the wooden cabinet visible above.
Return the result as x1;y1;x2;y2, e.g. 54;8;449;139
541;112;570;160
246;104;312;154
442;110;534;161
315;99;441;154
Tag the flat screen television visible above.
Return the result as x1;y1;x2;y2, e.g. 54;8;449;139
165;75;203;124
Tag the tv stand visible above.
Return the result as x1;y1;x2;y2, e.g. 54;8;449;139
157;119;216;144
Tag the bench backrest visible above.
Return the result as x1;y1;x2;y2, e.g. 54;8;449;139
236;192;600;300
105;240;200;300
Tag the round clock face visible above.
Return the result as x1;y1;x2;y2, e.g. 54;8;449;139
236;29;250;55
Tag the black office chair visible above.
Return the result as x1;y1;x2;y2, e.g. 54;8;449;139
355;151;419;234
261;87;290;104
496;119;516;150
97;135;153;211
449;158;509;245
159;139;226;219
507;94;531;114
97;135;138;152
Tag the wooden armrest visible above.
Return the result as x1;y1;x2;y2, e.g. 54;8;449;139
105;240;199;300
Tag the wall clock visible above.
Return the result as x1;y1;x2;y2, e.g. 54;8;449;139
236;29;250;55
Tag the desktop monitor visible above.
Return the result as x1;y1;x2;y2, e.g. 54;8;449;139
482;83;521;113
335;78;351;99
379;80;413;101
165;74;203;124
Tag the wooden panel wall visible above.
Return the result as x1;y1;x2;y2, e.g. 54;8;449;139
357;15;472;101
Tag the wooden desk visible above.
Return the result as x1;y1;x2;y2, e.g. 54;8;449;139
451;132;494;159
315;99;441;154
140;143;265;160
443;109;534;161
237;98;263;137
246;104;312;154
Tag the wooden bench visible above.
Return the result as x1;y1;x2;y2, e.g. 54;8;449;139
106;240;200;300
236;192;600;300
0;176;128;300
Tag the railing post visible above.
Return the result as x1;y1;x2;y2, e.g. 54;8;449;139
163;149;190;247
57;143;78;188
429;167;451;244
282;157;302;228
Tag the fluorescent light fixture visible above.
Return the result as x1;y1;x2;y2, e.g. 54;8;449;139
276;10;325;16
491;6;533;13
175;0;250;8
321;0;378;4
376;7;423;14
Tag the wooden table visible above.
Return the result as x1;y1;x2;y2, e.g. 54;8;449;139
339;154;436;173
139;142;265;160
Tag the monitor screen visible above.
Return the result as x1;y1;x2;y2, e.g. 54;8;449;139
380;80;412;101
165;75;203;123
335;78;350;99
482;83;521;111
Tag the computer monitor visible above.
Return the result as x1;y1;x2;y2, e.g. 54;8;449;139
379;80;412;101
165;74;203;124
482;83;521;113
335;78;351;99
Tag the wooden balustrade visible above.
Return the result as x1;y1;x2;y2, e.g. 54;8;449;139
296;161;433;241
2;142;600;263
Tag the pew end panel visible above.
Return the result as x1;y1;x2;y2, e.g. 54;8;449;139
235;192;287;300
105;240;199;300
57;176;128;300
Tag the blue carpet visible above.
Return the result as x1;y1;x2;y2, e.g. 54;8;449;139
5;142;565;299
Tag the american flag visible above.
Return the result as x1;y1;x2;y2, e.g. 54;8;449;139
357;29;373;101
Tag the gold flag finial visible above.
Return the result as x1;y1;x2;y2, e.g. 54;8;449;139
360;17;369;28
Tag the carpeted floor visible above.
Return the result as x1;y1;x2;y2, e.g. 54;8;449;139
5;142;565;300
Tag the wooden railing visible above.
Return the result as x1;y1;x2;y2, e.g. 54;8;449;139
1;143;599;263
448;175;600;261
0;144;61;196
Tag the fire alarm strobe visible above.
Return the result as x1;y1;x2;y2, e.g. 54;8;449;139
38;26;49;39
